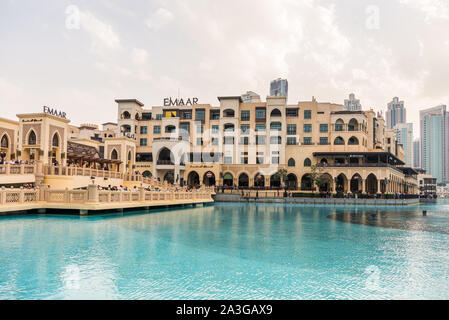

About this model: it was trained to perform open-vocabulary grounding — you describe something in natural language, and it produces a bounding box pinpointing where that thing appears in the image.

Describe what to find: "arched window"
[52,133,59,147]
[335,119,344,131]
[288,158,296,167]
[1,135,8,148]
[348,136,359,145]
[28,130,37,145]
[304,158,312,167]
[128,151,132,161]
[223,109,235,117]
[238,173,249,188]
[348,118,359,131]
[334,137,345,145]
[158,148,174,165]
[142,170,152,178]
[320,158,328,165]
[122,111,131,119]
[270,109,282,117]
[111,149,118,160]
[223,173,234,187]
[165,125,176,133]
[135,113,140,120]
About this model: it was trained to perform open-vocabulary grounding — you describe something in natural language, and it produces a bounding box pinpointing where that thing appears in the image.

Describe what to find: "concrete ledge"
[0,199,214,216]
[214,194,420,206]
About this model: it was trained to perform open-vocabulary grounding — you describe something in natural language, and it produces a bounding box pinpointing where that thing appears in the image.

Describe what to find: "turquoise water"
[1,202,449,300]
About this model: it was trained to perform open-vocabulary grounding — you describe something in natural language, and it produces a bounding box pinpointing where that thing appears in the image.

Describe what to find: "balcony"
[331,124,366,132]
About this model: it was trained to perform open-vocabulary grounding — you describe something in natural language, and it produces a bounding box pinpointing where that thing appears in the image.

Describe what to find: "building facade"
[420,105,449,183]
[386,97,406,129]
[113,95,416,194]
[0,94,419,195]
[344,93,362,111]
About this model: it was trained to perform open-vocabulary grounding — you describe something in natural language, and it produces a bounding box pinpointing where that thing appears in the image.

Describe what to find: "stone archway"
[318,173,333,192]
[0,134,10,162]
[270,174,281,189]
[238,173,249,188]
[301,174,314,191]
[187,171,200,187]
[223,173,234,187]
[254,173,265,188]
[286,173,297,190]
[158,147,174,165]
[335,173,348,193]
[350,174,363,193]
[366,173,378,194]
[203,171,216,186]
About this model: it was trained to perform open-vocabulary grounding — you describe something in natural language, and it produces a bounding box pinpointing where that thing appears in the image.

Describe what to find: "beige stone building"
[115,96,418,194]
[0,95,419,194]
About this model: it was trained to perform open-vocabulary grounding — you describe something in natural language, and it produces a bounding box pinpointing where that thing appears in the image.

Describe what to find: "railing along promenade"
[0,164,36,175]
[0,186,212,206]
[1,163,148,183]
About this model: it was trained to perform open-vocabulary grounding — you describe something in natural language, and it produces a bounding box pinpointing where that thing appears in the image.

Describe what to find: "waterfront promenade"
[0,186,213,216]
[0,162,214,216]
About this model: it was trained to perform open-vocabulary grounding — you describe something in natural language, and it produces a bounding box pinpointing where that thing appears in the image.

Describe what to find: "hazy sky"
[1,0,449,132]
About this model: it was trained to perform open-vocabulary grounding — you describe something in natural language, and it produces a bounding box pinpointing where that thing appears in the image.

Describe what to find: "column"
[86,184,99,204]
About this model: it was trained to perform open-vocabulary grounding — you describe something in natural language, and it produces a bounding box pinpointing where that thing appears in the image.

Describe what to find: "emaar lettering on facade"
[43,106,67,119]
[163,97,199,107]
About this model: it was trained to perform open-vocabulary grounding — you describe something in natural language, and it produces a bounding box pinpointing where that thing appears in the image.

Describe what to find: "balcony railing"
[331,124,366,132]
[0,164,36,175]
[317,162,404,173]
[156,160,174,165]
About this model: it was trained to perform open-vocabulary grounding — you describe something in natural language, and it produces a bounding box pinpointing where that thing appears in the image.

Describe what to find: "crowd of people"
[0,159,35,165]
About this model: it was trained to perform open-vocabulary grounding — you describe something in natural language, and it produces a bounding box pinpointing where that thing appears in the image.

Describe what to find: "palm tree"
[274,169,288,189]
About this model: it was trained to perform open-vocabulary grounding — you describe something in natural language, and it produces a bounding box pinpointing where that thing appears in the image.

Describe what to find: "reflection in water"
[328,210,449,234]
[1,203,449,299]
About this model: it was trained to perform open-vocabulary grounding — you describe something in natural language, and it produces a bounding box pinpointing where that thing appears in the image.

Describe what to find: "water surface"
[1,202,449,299]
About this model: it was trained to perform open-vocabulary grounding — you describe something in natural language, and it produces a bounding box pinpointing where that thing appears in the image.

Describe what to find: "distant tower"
[420,105,448,183]
[344,93,362,111]
[386,97,406,129]
[241,91,261,103]
[413,139,421,169]
[270,78,288,98]
[393,123,414,167]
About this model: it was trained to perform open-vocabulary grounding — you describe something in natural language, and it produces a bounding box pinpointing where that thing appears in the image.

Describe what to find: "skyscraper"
[386,97,406,129]
[413,139,421,169]
[393,123,413,167]
[270,78,288,98]
[420,105,449,183]
[241,91,261,103]
[344,93,362,111]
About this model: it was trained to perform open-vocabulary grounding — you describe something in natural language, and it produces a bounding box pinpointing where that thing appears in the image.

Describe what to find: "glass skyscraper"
[270,78,288,98]
[386,97,406,129]
[420,105,449,183]
[413,139,421,169]
[394,123,413,168]
[344,93,362,111]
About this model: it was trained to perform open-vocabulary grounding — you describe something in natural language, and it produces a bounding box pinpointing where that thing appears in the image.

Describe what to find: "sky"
[1,0,449,134]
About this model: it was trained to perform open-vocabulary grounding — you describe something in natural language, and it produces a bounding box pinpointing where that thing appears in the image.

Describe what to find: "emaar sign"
[163,97,199,107]
[43,106,67,119]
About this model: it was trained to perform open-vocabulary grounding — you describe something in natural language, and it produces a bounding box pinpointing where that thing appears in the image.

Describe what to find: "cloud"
[399,0,449,21]
[145,8,174,31]
[80,10,121,50]
[2,0,449,130]
[131,48,149,64]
